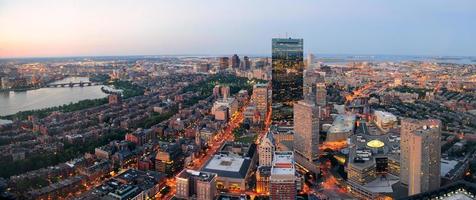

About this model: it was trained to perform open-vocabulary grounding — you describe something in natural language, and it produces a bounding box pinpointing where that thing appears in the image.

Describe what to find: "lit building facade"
[293,100,319,162]
[315,82,326,107]
[271,38,304,122]
[252,83,269,121]
[303,69,326,107]
[346,120,401,199]
[373,110,397,131]
[407,124,441,195]
[269,151,296,200]
[256,166,271,194]
[176,170,217,200]
[306,53,315,69]
[259,131,275,166]
[400,118,441,187]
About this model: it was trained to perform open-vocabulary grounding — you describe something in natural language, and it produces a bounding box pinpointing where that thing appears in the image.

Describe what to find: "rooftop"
[328,114,356,134]
[374,110,397,122]
[219,141,256,158]
[362,173,399,194]
[348,122,400,169]
[177,169,216,182]
[367,139,385,148]
[399,181,476,200]
[202,154,251,179]
[271,151,295,175]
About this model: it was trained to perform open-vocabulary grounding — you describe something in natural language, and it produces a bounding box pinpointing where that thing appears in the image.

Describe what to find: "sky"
[0,0,475,58]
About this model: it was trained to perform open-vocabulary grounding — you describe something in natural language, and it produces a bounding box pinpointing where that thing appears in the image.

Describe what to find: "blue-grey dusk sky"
[0,0,475,57]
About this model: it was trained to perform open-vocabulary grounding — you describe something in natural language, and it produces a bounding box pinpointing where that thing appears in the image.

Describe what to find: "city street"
[164,102,247,199]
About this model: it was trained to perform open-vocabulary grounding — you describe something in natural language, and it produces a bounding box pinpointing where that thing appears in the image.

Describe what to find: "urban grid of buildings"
[0,37,476,200]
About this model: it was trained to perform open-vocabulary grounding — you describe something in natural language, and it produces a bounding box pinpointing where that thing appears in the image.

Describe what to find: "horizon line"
[1,53,474,60]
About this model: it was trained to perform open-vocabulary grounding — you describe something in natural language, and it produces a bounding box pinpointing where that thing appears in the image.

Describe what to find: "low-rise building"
[373,110,397,131]
[327,114,356,142]
[77,169,166,200]
[256,166,271,194]
[176,169,217,200]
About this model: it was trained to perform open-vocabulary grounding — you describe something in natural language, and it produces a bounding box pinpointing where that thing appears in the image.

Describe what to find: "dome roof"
[367,139,385,148]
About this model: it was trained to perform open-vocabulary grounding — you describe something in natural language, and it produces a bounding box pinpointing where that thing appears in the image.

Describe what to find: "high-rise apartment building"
[292,69,322,174]
[231,54,240,68]
[407,124,441,195]
[252,83,269,120]
[306,53,315,69]
[302,69,325,105]
[315,82,326,107]
[259,131,275,166]
[243,56,251,70]
[270,151,296,200]
[271,38,304,122]
[400,119,441,187]
[293,100,319,162]
[219,57,230,70]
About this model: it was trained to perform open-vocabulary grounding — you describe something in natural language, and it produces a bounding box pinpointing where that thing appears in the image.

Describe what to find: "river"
[0,77,108,117]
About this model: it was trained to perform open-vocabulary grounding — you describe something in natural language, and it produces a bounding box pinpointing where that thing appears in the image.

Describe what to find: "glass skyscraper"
[271,38,304,122]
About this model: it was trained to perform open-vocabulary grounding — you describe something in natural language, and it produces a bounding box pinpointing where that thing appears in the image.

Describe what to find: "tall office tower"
[231,54,240,69]
[291,70,322,175]
[219,57,230,70]
[243,56,251,70]
[400,119,441,193]
[306,53,315,69]
[252,83,269,120]
[270,151,296,200]
[315,82,326,107]
[302,70,316,103]
[259,131,275,166]
[221,86,230,99]
[302,69,325,104]
[293,101,320,162]
[407,124,441,195]
[271,38,304,122]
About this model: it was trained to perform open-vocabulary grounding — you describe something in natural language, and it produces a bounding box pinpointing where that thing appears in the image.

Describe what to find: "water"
[0,119,12,125]
[0,77,108,116]
[315,54,476,65]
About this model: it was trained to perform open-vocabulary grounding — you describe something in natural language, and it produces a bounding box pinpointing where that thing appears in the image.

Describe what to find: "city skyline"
[1,1,476,199]
[1,0,476,58]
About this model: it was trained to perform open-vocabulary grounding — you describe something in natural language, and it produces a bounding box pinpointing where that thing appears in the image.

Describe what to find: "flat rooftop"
[348,122,400,170]
[205,155,244,172]
[362,173,399,193]
[202,154,251,179]
[218,141,256,158]
[399,181,476,200]
[274,151,294,164]
[328,114,356,134]
[177,169,216,182]
[271,151,295,175]
[374,110,397,122]
[272,167,295,175]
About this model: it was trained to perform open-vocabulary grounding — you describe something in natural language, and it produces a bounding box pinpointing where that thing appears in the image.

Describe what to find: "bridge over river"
[45,81,100,88]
